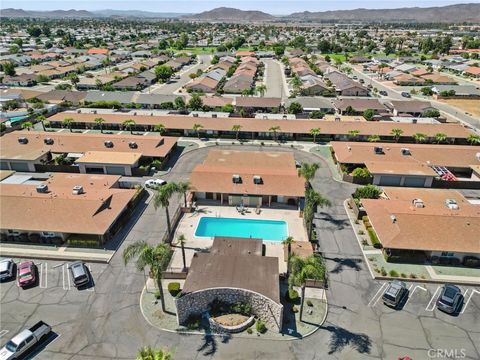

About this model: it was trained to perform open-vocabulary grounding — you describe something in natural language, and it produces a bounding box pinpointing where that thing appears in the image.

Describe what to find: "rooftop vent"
[232,174,242,184]
[44,138,54,145]
[390,214,397,223]
[347,146,352,151]
[445,199,459,210]
[72,185,84,195]
[401,148,411,156]
[374,146,384,155]
[193,113,198,117]
[253,175,263,184]
[92,110,97,114]
[36,184,48,193]
[263,115,268,119]
[282,115,287,119]
[212,114,217,118]
[412,198,424,208]
[128,141,137,149]
[18,137,28,144]
[412,118,417,124]
[77,109,81,113]
[104,140,114,148]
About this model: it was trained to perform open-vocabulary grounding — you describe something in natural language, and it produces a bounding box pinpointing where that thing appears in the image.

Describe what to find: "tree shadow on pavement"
[325,257,363,274]
[323,325,371,355]
[316,212,350,230]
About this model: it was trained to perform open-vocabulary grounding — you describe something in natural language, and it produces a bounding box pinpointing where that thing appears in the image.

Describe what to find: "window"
[441,252,454,257]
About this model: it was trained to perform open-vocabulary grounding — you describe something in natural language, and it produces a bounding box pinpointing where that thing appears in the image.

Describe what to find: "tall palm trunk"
[183,193,187,208]
[300,284,306,321]
[165,206,172,238]
[181,242,186,271]
[41,121,46,132]
[156,275,166,312]
[286,245,291,277]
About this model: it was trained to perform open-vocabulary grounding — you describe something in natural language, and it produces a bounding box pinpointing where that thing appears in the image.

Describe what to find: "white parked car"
[145,179,167,188]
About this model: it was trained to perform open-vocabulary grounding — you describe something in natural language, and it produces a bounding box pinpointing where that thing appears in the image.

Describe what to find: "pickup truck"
[0,321,51,360]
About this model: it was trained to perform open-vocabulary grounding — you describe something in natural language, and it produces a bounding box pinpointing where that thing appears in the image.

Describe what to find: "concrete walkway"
[0,243,115,263]
[426,265,480,285]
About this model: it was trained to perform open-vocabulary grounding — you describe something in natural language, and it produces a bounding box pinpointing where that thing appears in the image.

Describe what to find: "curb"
[139,286,327,341]
[0,249,114,264]
[343,200,480,286]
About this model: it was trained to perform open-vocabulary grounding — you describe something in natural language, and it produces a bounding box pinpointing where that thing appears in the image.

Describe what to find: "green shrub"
[154,290,161,299]
[285,288,299,303]
[389,270,399,277]
[352,167,371,178]
[368,228,382,249]
[292,305,299,313]
[354,185,381,200]
[168,282,181,296]
[306,300,313,307]
[256,319,267,334]
[401,273,407,278]
[246,327,253,334]
[409,273,417,279]
[231,302,252,316]
[380,267,387,276]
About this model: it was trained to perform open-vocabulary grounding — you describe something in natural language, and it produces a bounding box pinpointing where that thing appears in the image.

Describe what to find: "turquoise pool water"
[195,217,288,241]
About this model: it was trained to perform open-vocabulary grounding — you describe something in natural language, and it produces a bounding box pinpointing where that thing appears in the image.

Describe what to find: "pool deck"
[170,205,308,274]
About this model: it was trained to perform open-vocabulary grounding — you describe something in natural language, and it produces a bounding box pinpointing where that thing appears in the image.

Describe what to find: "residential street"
[1,145,479,360]
[263,59,287,100]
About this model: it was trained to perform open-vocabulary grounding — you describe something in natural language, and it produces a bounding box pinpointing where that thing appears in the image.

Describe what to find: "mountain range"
[1,3,480,23]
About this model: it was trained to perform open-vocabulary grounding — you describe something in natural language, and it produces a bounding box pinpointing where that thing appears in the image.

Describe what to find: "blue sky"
[1,0,477,15]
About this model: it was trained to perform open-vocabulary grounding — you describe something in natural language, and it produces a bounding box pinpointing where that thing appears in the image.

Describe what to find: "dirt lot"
[439,99,480,118]
[213,314,249,326]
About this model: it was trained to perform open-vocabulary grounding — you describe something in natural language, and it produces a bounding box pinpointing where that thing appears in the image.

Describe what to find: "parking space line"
[0,330,9,338]
[460,289,479,314]
[368,283,388,307]
[62,264,71,291]
[426,286,442,311]
[404,285,427,306]
[39,263,48,288]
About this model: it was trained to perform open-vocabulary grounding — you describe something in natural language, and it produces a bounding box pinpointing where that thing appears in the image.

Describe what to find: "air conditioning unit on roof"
[44,138,54,145]
[104,140,114,148]
[72,185,84,195]
[18,137,28,144]
[232,174,242,184]
[401,148,411,156]
[129,141,137,149]
[374,146,383,154]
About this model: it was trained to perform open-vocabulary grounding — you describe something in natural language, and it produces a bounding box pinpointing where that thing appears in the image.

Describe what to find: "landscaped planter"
[208,315,255,334]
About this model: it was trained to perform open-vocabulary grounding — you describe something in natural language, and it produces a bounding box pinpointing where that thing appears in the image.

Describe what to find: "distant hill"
[286,3,480,23]
[0,8,95,18]
[185,7,276,22]
[93,9,188,18]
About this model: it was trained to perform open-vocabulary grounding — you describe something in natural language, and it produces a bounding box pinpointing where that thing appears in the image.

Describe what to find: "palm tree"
[62,117,74,132]
[136,346,172,360]
[290,75,302,91]
[297,162,320,188]
[255,84,267,97]
[269,126,281,141]
[176,181,190,208]
[390,128,404,142]
[413,132,427,143]
[347,129,360,140]
[21,121,33,131]
[435,132,447,144]
[310,128,321,143]
[123,241,172,313]
[122,119,136,135]
[153,183,178,238]
[192,123,203,138]
[304,188,331,241]
[241,89,251,97]
[289,254,327,321]
[282,236,295,277]
[94,117,105,133]
[36,115,48,131]
[154,123,166,135]
[467,134,480,145]
[232,124,242,140]
[177,234,187,271]
[367,135,380,142]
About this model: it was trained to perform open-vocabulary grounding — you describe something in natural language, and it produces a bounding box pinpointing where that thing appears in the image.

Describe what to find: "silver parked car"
[68,261,90,288]
[382,280,408,308]
[436,284,462,314]
[0,259,15,281]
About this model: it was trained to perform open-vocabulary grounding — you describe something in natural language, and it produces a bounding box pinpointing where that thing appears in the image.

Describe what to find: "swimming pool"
[195,217,288,242]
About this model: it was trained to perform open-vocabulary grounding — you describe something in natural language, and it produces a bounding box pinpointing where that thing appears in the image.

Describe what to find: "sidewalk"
[0,243,115,263]
[426,266,480,285]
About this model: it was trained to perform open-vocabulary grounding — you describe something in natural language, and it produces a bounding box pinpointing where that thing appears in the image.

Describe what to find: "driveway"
[263,59,288,100]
